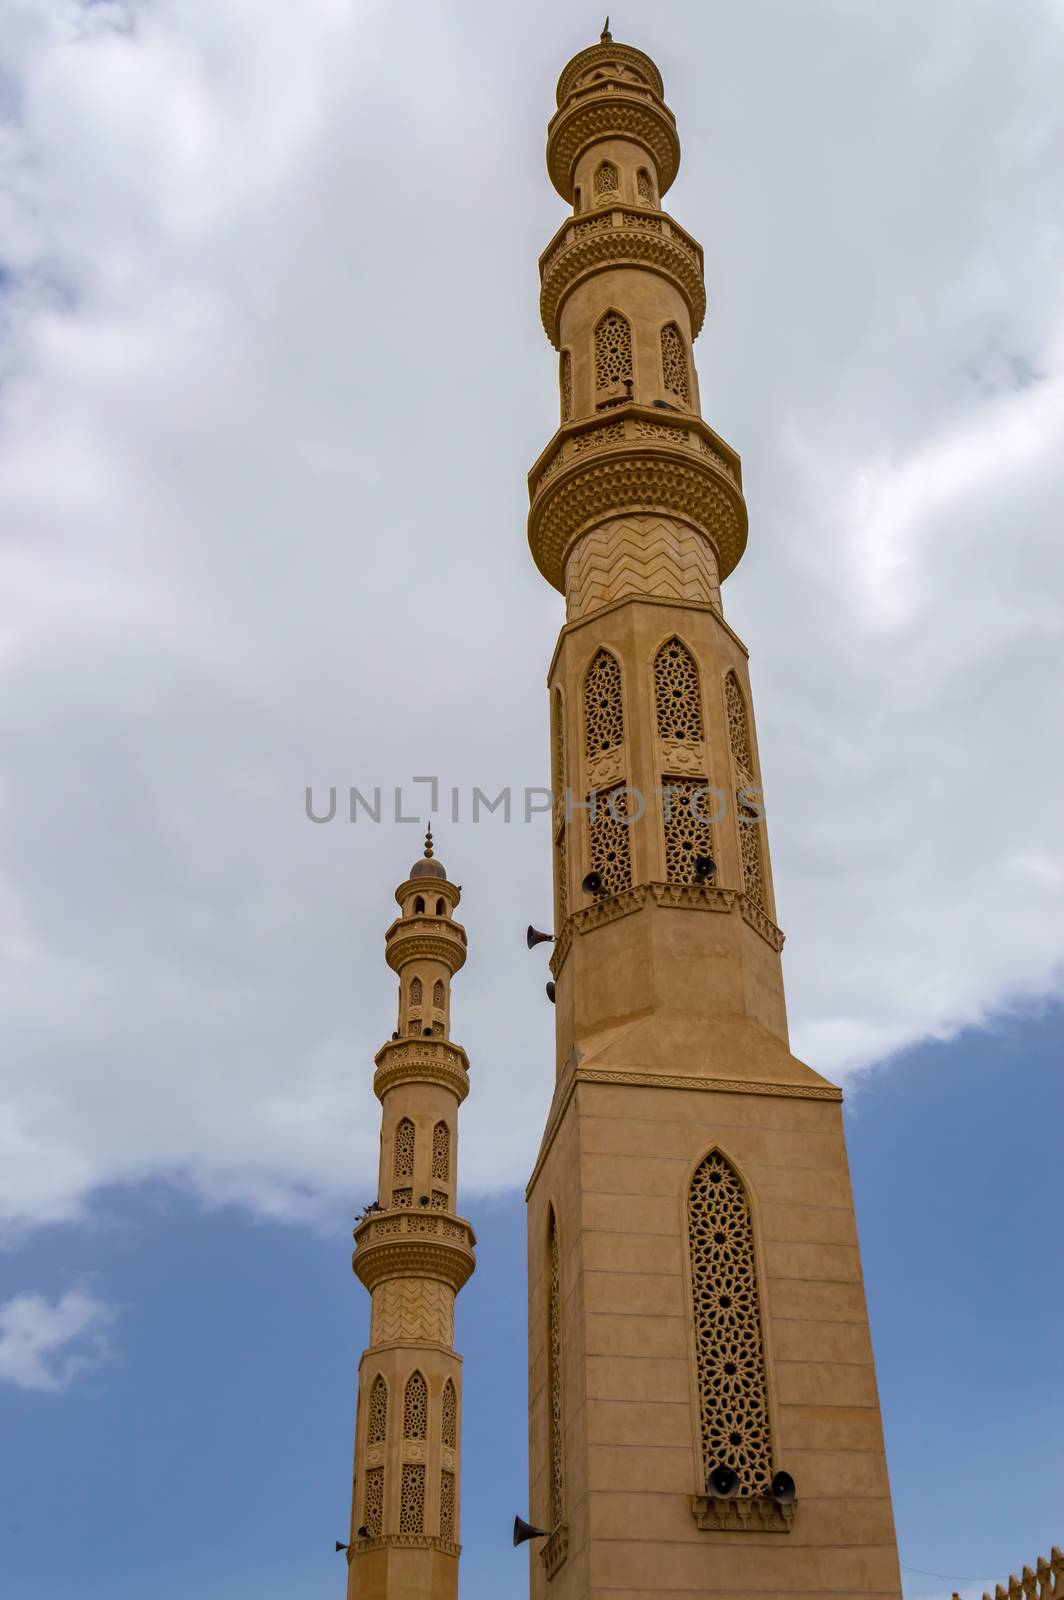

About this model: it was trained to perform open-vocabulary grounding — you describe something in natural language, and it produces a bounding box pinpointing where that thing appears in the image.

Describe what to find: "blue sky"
[2,1,1063,1597]
[2,1006,1061,1600]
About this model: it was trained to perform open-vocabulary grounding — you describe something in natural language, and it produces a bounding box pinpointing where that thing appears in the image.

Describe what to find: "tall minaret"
[345,833,475,1600]
[524,28,903,1600]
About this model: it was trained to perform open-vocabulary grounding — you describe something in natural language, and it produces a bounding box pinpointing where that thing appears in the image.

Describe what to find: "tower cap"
[409,827,448,881]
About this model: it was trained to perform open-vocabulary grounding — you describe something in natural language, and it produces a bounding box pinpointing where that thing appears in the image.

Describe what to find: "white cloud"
[0,1283,115,1391]
[0,0,1062,1230]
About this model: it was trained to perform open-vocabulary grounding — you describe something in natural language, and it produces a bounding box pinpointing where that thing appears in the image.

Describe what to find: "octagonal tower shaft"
[345,835,475,1600]
[524,30,903,1600]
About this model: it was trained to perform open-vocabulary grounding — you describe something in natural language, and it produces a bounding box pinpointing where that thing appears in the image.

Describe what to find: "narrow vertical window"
[724,671,765,910]
[393,1117,415,1179]
[661,778,714,886]
[439,1470,455,1539]
[432,978,445,1009]
[588,786,633,894]
[368,1374,388,1445]
[393,1120,416,1184]
[654,637,703,742]
[661,322,690,404]
[636,167,654,203]
[560,349,573,422]
[410,975,423,1007]
[594,158,618,197]
[363,1466,384,1536]
[583,649,624,760]
[594,309,633,396]
[403,1370,428,1440]
[432,1120,450,1182]
[687,1151,773,1494]
[553,691,568,925]
[441,1379,457,1448]
[547,1208,565,1528]
[399,1463,426,1533]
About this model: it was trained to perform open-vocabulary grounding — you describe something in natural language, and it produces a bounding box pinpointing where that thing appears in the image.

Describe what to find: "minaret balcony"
[372,1036,470,1104]
[384,914,467,976]
[528,404,748,593]
[547,87,680,201]
[352,1210,476,1295]
[539,208,705,347]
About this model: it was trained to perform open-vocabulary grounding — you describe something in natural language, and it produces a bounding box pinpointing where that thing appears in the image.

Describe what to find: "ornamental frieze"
[539,212,706,345]
[546,92,680,200]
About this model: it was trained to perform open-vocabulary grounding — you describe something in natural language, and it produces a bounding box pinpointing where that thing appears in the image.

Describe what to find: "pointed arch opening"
[431,1120,450,1183]
[560,349,573,422]
[583,648,624,760]
[636,167,655,204]
[403,1369,428,1440]
[594,158,618,199]
[687,1149,773,1495]
[724,670,765,910]
[393,1117,415,1179]
[441,1378,457,1449]
[367,1373,388,1445]
[661,321,690,405]
[654,636,704,743]
[593,308,633,396]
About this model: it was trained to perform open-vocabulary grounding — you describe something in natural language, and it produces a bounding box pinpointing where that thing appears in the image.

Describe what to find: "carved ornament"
[540,214,705,345]
[547,92,680,200]
[690,1494,795,1533]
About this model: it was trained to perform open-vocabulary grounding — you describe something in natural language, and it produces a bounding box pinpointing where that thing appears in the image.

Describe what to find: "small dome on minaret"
[409,826,447,881]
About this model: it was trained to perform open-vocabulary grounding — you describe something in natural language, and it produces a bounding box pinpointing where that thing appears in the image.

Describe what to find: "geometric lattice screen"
[687,1150,773,1495]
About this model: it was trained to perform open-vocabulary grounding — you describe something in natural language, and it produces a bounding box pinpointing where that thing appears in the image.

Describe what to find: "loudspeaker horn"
[545,981,556,1004]
[770,1470,796,1505]
[708,1464,740,1499]
[335,1541,348,1553]
[582,870,603,895]
[513,1515,549,1547]
[526,924,554,949]
[693,855,716,881]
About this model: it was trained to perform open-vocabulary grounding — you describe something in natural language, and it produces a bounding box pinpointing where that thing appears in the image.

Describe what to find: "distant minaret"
[524,30,904,1600]
[345,833,475,1600]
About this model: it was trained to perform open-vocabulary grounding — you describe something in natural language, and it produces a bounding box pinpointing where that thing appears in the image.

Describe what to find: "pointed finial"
[424,827,434,859]
[601,16,612,42]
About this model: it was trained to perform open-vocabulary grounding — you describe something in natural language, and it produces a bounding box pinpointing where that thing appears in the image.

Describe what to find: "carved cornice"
[556,43,665,106]
[529,442,747,594]
[373,1039,470,1104]
[540,212,705,346]
[352,1230,476,1295]
[739,896,786,953]
[347,1535,461,1562]
[690,1494,795,1533]
[547,92,680,200]
[384,921,467,976]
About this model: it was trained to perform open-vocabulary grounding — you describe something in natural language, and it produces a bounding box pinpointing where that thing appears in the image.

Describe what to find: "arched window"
[661,322,690,405]
[560,349,573,422]
[688,1150,773,1495]
[432,978,445,1009]
[594,159,618,198]
[441,1379,457,1448]
[547,1207,565,1528]
[414,895,425,914]
[654,637,703,743]
[724,671,765,909]
[573,185,582,213]
[594,309,633,395]
[367,1373,388,1444]
[636,167,654,204]
[583,649,624,760]
[393,1117,415,1179]
[410,976,423,1007]
[432,1120,450,1182]
[435,897,446,916]
[403,1370,428,1439]
[553,691,568,925]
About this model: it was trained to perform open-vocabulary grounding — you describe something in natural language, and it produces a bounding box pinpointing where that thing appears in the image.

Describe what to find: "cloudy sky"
[0,0,1062,1595]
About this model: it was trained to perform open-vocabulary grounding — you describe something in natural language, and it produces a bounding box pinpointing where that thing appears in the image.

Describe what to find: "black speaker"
[770,1470,796,1505]
[356,1526,370,1539]
[513,1514,549,1547]
[693,855,716,881]
[335,1541,348,1553]
[582,870,603,895]
[526,924,554,949]
[708,1464,740,1499]
[545,981,556,1004]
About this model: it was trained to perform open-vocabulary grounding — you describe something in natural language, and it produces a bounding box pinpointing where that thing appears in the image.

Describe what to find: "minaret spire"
[343,840,474,1600]
[523,29,904,1600]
